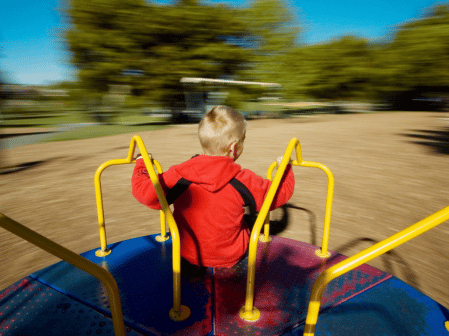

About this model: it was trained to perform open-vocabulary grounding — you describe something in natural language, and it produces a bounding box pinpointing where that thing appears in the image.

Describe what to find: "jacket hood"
[174,155,241,192]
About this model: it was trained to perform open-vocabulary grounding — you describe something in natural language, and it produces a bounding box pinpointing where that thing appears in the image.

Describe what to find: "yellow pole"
[130,136,190,321]
[95,160,128,256]
[240,138,335,321]
[153,159,169,242]
[94,158,135,257]
[289,141,334,258]
[239,138,299,321]
[93,166,107,253]
[93,135,190,321]
[299,161,334,258]
[0,213,126,336]
[259,151,334,254]
[94,146,167,253]
[303,206,449,336]
[260,162,277,243]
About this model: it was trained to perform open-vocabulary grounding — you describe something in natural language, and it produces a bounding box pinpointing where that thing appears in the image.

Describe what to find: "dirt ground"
[1,111,448,309]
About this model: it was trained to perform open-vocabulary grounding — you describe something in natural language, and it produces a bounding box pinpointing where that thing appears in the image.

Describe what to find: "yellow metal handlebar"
[291,140,334,258]
[260,147,334,256]
[94,143,164,256]
[94,135,190,321]
[303,205,449,336]
[240,138,335,321]
[0,212,126,336]
[259,162,278,243]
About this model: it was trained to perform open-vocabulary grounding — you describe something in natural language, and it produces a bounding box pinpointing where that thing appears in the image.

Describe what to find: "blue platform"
[0,234,448,335]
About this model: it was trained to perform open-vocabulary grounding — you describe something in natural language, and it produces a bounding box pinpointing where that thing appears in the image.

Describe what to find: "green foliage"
[238,0,300,86]
[376,4,449,97]
[63,0,449,110]
[282,36,374,100]
[279,3,449,103]
[65,0,251,113]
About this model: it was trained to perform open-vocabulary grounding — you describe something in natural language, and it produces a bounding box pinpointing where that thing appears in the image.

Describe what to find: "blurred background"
[1,0,449,311]
[1,0,449,133]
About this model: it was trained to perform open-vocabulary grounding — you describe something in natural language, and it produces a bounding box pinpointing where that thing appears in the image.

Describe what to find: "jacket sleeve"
[132,159,174,210]
[240,164,295,212]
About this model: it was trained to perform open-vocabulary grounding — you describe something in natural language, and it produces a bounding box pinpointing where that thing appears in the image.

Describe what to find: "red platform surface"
[213,236,391,335]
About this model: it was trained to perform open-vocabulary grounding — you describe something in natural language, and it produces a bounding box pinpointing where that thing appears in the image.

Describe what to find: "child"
[132,105,294,268]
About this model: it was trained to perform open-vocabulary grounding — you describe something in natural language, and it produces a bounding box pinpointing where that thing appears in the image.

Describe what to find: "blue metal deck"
[0,234,447,335]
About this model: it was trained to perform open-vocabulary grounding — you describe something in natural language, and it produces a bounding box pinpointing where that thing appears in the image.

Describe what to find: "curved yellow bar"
[94,158,131,256]
[300,161,334,258]
[240,138,335,321]
[259,162,278,242]
[132,137,189,320]
[94,135,189,321]
[152,159,169,242]
[240,139,300,320]
[0,213,126,336]
[94,145,164,253]
[290,140,334,258]
[303,206,449,336]
[259,144,334,253]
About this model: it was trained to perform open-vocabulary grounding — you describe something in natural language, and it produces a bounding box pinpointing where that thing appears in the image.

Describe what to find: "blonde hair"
[198,105,247,155]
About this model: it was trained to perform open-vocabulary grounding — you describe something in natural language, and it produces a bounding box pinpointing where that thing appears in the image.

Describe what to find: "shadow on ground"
[334,237,419,289]
[0,131,53,139]
[402,127,449,154]
[268,204,421,292]
[245,204,292,236]
[252,203,317,240]
[0,161,47,175]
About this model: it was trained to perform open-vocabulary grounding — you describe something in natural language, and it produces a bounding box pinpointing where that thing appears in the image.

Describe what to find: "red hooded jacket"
[132,155,294,268]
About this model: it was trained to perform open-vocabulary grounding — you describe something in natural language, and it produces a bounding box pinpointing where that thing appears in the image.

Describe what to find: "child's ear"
[228,142,241,161]
[228,142,237,157]
[224,142,234,158]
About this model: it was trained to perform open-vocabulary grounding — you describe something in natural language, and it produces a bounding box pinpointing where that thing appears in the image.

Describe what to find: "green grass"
[240,101,283,112]
[2,110,169,127]
[46,123,170,142]
[114,113,170,124]
[1,112,90,127]
[2,111,172,142]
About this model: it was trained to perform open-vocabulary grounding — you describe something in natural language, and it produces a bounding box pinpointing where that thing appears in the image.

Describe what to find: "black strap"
[229,178,257,213]
[166,178,192,205]
[165,155,197,205]
[229,178,258,229]
[165,177,256,211]
[165,177,257,228]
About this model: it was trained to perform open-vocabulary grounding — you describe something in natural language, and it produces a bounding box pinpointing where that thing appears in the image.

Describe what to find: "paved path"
[0,123,96,148]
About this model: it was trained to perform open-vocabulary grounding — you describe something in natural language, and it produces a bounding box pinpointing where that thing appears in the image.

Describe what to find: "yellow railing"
[0,212,126,336]
[94,135,190,321]
[259,162,277,243]
[94,142,166,257]
[239,138,335,321]
[303,205,449,336]
[259,149,334,253]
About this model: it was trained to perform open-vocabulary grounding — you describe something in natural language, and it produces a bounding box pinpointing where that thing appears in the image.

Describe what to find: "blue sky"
[1,0,447,85]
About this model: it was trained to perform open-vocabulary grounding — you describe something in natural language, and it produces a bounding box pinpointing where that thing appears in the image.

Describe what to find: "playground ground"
[1,111,448,309]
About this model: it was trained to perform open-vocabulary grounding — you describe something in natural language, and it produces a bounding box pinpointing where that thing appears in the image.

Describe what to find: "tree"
[64,0,252,119]
[375,4,449,108]
[283,36,375,100]
[238,0,300,87]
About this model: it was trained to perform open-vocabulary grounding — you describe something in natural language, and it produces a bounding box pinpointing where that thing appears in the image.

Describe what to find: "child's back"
[132,106,294,268]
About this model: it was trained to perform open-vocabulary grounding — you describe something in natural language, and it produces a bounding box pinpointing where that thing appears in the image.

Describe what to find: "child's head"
[198,105,247,160]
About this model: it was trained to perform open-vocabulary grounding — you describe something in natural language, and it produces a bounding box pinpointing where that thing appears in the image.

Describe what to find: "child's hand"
[277,156,291,166]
